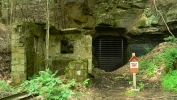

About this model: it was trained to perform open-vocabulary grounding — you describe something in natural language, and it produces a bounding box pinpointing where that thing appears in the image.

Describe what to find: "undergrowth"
[19,69,76,100]
[0,80,16,98]
[162,70,177,92]
[139,36,177,92]
[140,36,177,76]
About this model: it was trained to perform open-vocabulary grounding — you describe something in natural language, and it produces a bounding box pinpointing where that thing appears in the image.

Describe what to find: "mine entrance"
[93,36,127,72]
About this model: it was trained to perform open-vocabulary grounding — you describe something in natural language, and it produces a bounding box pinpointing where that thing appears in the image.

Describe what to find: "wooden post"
[132,53,136,89]
[133,73,136,89]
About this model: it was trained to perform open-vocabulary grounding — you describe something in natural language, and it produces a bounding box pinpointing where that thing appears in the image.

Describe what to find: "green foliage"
[163,48,177,71]
[0,80,14,91]
[164,36,177,42]
[83,78,90,87]
[140,47,177,76]
[19,69,75,100]
[139,58,159,76]
[128,81,145,90]
[162,70,177,92]
[139,82,145,90]
[146,63,157,76]
[0,80,16,97]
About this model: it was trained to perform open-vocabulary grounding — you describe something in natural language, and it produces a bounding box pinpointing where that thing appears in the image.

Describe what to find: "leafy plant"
[0,80,16,97]
[164,36,177,42]
[163,48,177,71]
[162,70,177,92]
[139,82,145,90]
[146,63,157,76]
[139,47,177,76]
[83,78,90,87]
[139,58,158,76]
[19,69,76,100]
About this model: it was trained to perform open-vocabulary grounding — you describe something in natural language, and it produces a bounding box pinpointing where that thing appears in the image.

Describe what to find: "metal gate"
[93,36,127,72]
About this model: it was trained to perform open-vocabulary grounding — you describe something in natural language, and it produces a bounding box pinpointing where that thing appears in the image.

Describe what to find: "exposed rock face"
[92,0,177,36]
[64,0,95,29]
[34,0,175,38]
[2,0,176,36]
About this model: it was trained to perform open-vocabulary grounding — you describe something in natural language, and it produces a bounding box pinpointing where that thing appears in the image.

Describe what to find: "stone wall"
[11,22,45,85]
[11,22,92,84]
[66,60,88,82]
[49,29,92,81]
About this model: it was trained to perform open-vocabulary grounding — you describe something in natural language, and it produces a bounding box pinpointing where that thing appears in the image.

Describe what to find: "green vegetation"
[164,36,177,42]
[140,39,177,76]
[83,78,90,87]
[140,36,177,92]
[139,82,145,90]
[0,80,16,97]
[163,48,177,71]
[19,69,76,100]
[162,70,177,92]
[140,56,163,76]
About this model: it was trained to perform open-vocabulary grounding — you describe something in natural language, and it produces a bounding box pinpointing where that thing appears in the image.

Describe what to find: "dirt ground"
[71,42,177,100]
[71,68,177,100]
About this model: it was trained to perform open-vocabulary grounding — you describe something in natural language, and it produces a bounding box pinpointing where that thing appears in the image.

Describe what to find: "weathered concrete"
[66,60,88,82]
[11,22,92,84]
[49,29,92,80]
[11,22,45,85]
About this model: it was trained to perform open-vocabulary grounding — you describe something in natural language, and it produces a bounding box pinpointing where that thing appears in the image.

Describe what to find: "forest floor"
[70,68,177,100]
[70,42,177,100]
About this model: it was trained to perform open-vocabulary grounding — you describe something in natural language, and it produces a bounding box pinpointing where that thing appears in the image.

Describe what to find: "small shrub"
[146,63,157,76]
[19,69,76,100]
[139,58,158,76]
[164,36,177,42]
[0,80,16,97]
[139,82,145,90]
[83,78,90,87]
[140,47,177,76]
[162,70,177,92]
[163,48,177,71]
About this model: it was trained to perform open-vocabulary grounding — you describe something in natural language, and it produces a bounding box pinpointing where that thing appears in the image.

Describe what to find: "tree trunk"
[45,0,50,69]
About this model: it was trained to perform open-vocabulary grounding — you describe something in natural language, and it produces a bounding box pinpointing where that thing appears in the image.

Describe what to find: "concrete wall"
[11,22,45,85]
[11,23,92,84]
[49,31,92,81]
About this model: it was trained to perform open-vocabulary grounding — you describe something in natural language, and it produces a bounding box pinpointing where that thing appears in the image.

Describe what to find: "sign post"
[129,53,139,91]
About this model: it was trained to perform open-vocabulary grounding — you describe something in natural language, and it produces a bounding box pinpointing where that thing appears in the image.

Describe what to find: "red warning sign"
[129,55,139,73]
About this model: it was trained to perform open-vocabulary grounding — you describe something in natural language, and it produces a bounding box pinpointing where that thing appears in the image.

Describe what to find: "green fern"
[162,70,177,92]
[19,69,75,100]
[163,48,177,71]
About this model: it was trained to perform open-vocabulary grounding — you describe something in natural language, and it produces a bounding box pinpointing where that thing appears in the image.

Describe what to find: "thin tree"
[45,0,50,69]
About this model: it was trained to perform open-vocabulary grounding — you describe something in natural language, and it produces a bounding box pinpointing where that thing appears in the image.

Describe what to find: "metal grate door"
[93,36,127,72]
